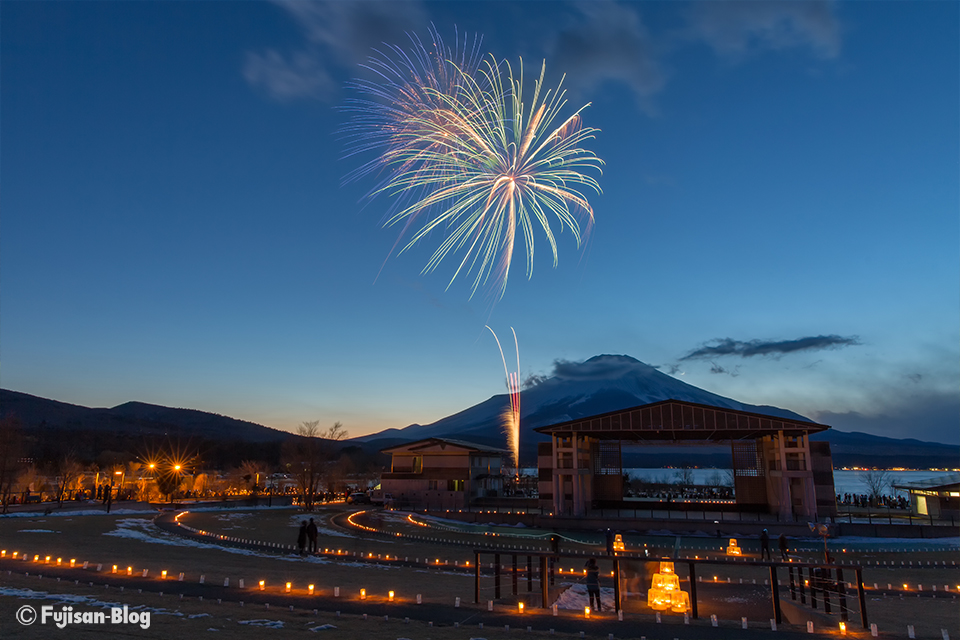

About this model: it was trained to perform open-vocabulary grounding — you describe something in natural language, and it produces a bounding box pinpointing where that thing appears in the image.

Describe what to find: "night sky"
[3,1,957,444]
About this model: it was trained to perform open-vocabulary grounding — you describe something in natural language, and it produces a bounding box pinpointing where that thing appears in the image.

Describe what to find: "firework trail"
[344,31,603,299]
[487,325,520,473]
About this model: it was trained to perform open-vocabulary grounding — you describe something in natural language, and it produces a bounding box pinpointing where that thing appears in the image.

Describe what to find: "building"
[535,399,837,520]
[893,474,960,520]
[379,438,507,510]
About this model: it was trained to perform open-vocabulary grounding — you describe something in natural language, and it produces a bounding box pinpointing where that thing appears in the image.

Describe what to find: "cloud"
[243,50,335,102]
[709,362,740,377]
[546,1,665,110]
[685,0,841,60]
[680,335,860,361]
[277,0,429,66]
[523,354,657,388]
[244,0,429,102]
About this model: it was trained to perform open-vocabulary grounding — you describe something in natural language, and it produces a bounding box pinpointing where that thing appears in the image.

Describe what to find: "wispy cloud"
[545,1,665,112]
[244,50,335,102]
[681,335,861,361]
[684,0,841,60]
[244,0,428,102]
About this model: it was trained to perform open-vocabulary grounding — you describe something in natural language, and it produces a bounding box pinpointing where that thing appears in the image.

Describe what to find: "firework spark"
[345,33,603,298]
[487,325,520,473]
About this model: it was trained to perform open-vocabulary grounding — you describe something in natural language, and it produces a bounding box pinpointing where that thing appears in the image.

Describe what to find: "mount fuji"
[354,355,814,457]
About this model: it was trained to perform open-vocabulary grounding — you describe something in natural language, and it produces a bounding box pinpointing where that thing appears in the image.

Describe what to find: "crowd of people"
[836,493,908,509]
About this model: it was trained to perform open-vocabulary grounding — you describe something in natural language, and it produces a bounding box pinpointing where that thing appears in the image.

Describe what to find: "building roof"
[533,399,830,441]
[892,473,960,492]
[380,437,508,455]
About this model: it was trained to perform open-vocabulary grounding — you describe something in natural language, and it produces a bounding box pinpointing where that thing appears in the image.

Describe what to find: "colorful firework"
[344,34,603,298]
[487,325,520,473]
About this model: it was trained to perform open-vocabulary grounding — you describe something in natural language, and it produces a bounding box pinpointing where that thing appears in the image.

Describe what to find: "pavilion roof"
[533,399,829,442]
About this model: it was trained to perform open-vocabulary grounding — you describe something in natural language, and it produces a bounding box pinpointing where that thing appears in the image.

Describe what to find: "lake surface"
[624,468,953,496]
[518,467,954,496]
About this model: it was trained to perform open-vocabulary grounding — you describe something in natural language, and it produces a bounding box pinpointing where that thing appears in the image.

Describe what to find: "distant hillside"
[1,389,289,442]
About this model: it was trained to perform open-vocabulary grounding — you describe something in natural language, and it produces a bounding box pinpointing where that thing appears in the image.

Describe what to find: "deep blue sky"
[3,1,957,444]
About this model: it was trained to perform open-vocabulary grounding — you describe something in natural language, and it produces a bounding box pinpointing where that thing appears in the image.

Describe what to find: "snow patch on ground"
[552,583,616,610]
[238,619,284,628]
[17,529,61,533]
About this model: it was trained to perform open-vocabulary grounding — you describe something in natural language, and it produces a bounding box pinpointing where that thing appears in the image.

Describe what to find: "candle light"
[161,570,167,579]
[389,591,395,601]
[127,567,132,576]
[518,602,524,613]
[259,580,265,591]
[285,582,291,593]
[308,584,315,595]
[360,588,366,600]
[70,559,76,567]
[584,606,591,618]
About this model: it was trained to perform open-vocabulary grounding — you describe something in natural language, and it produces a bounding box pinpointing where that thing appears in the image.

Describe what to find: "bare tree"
[862,469,893,502]
[52,456,85,507]
[673,466,695,487]
[284,421,347,511]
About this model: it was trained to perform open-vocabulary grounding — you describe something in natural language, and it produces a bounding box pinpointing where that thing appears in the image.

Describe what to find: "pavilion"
[534,399,837,520]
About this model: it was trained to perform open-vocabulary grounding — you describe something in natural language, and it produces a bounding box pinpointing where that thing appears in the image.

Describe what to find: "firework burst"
[344,34,603,298]
[487,325,520,473]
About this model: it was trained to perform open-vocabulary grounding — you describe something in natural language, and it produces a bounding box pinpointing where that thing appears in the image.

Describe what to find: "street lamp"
[114,470,124,501]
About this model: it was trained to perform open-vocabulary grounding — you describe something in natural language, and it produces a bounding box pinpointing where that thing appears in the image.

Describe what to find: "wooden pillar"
[474,551,480,604]
[540,556,549,608]
[688,562,699,619]
[613,558,621,613]
[512,554,518,596]
[798,566,806,604]
[495,553,501,599]
[808,567,818,610]
[769,565,781,624]
[836,568,848,622]
[527,555,533,592]
[788,565,796,600]
[856,568,869,629]
[822,567,832,614]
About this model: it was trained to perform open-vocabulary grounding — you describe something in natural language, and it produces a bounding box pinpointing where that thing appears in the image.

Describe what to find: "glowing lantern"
[584,606,591,618]
[308,584,315,595]
[647,560,691,613]
[518,602,524,613]
[127,566,132,576]
[70,559,76,567]
[360,588,366,600]
[161,570,167,579]
[259,580,265,591]
[726,538,742,556]
[56,558,62,566]
[285,582,291,593]
[389,591,395,601]
[613,534,625,552]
